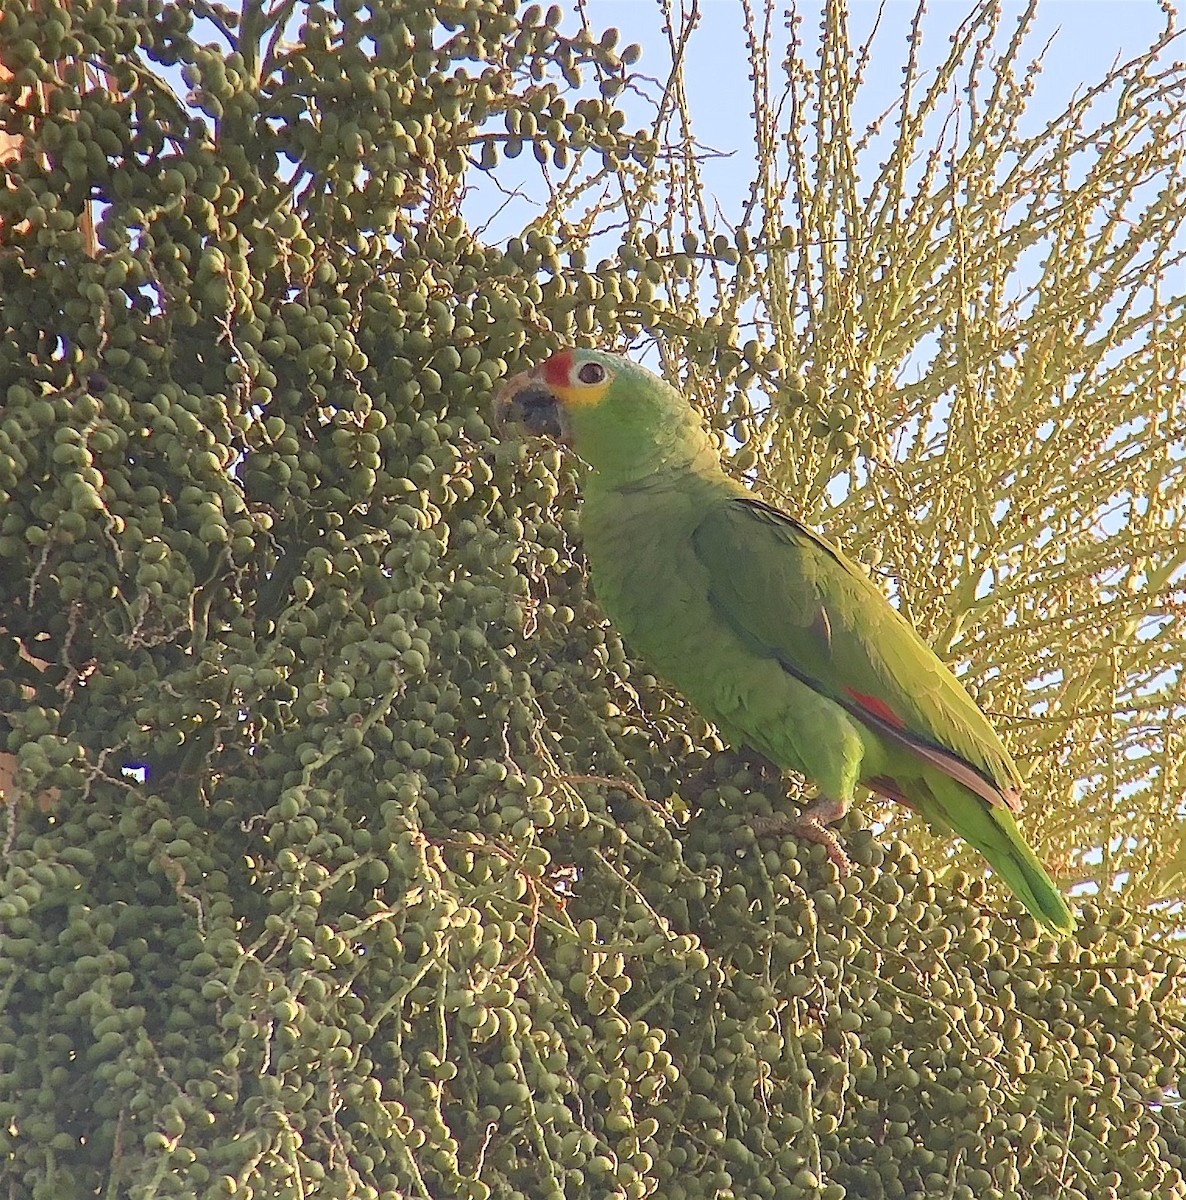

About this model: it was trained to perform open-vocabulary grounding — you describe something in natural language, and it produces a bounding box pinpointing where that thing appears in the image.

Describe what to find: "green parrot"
[496,347,1075,935]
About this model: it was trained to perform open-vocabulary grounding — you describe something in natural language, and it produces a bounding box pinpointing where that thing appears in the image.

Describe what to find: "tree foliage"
[0,1,1185,1198]
[641,0,1186,914]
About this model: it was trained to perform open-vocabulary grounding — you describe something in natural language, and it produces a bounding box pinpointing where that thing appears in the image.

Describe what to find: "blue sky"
[569,0,1178,229]
[471,0,1184,282]
[583,0,1175,119]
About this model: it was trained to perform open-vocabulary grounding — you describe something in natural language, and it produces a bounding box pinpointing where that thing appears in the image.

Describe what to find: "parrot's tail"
[921,779,1076,937]
[984,826,1076,937]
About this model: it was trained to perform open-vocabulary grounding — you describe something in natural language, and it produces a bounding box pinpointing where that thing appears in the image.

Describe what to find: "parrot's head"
[495,347,630,445]
[495,347,717,483]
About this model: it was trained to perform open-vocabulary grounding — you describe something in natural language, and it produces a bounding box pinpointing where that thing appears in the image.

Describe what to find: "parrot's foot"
[752,796,852,877]
[794,813,852,878]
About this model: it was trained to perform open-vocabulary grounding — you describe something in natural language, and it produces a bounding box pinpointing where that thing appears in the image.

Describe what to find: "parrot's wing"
[691,497,1022,810]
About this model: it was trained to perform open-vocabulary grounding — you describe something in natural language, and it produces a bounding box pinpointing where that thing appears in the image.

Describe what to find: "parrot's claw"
[749,812,797,839]
[751,796,852,877]
[792,814,852,878]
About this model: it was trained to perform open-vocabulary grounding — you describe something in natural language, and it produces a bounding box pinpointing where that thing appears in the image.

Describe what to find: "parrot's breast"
[579,470,889,788]
[580,473,781,747]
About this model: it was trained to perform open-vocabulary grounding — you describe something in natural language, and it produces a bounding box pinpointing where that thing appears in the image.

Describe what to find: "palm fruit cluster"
[1,2,1184,1198]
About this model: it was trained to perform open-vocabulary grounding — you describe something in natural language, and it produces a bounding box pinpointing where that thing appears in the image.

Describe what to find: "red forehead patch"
[543,350,574,389]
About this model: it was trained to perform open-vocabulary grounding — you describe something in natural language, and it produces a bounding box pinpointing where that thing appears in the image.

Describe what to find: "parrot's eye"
[577,362,607,385]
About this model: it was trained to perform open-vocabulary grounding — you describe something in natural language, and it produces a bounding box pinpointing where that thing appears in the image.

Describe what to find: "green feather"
[549,348,1075,935]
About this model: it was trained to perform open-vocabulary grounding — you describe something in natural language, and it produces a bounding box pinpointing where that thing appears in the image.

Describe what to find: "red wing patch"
[543,350,574,389]
[844,687,907,729]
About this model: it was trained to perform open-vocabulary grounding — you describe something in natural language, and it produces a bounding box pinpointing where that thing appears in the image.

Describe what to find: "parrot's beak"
[494,369,566,442]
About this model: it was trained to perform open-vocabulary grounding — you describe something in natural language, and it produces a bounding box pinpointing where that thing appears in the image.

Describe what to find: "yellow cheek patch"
[550,378,612,409]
